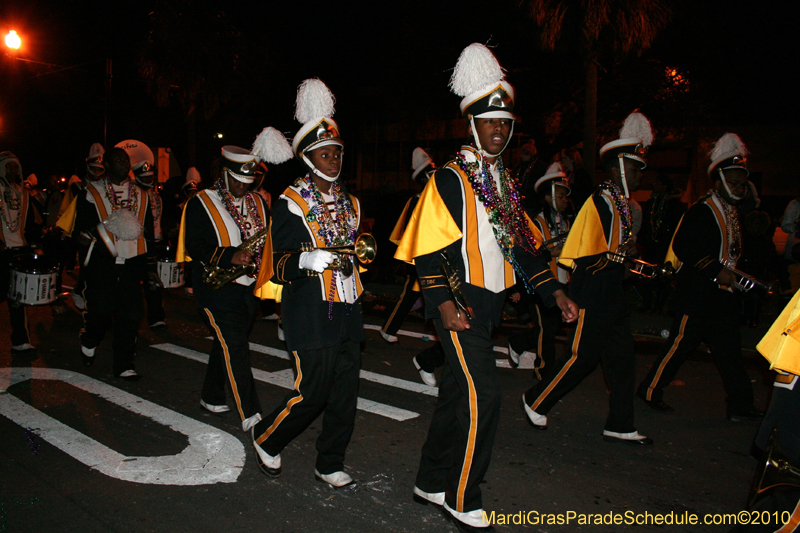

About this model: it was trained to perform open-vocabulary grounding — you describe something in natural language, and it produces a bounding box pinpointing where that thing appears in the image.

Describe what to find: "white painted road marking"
[0,367,245,485]
[151,343,420,422]
[362,324,539,369]
[247,342,439,397]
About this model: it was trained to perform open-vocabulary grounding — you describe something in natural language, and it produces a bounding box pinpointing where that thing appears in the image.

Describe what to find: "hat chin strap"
[469,116,514,159]
[302,153,341,182]
[135,177,154,189]
[718,168,744,201]
[618,156,630,199]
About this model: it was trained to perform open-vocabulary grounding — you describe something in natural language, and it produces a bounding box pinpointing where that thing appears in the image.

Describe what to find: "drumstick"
[84,238,96,267]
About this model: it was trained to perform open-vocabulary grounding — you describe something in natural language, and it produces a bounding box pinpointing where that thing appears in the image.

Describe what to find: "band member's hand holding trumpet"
[298,249,336,273]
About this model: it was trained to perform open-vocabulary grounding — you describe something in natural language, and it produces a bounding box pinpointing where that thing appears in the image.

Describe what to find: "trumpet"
[725,267,776,294]
[748,427,800,508]
[441,250,475,319]
[202,226,270,290]
[275,233,377,277]
[541,232,569,248]
[606,252,676,280]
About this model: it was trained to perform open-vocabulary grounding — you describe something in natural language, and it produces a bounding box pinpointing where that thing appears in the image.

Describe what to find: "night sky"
[1,0,797,184]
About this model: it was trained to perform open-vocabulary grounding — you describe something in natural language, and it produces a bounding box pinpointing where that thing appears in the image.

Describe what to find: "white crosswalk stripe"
[151,343,421,422]
[362,323,538,369]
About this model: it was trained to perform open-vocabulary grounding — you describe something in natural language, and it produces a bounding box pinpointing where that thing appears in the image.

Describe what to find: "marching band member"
[252,80,364,489]
[522,112,656,446]
[178,138,286,429]
[117,140,167,328]
[67,143,106,312]
[0,151,42,353]
[67,147,158,380]
[508,162,571,378]
[396,44,577,532]
[637,133,764,421]
[381,147,445,386]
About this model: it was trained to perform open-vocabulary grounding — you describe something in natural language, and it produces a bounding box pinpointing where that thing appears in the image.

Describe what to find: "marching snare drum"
[8,254,58,305]
[158,259,185,288]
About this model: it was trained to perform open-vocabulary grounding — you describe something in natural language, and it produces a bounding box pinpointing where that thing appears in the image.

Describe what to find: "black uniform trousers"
[638,289,755,412]
[1,247,31,346]
[200,282,261,423]
[254,335,361,475]
[80,258,145,376]
[524,303,637,434]
[509,292,564,379]
[382,271,420,336]
[382,269,447,374]
[143,280,165,325]
[415,317,501,515]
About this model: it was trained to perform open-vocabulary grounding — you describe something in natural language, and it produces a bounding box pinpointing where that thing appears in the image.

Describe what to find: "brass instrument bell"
[280,233,377,277]
[748,428,800,508]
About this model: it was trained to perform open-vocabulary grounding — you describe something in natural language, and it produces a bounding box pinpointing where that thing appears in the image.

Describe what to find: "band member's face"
[550,185,569,212]
[227,175,250,199]
[621,158,643,192]
[473,118,511,155]
[717,168,748,204]
[307,145,342,178]
[104,151,131,181]
[3,161,21,184]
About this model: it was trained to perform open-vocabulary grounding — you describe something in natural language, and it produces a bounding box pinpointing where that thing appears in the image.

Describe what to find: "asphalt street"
[0,280,778,533]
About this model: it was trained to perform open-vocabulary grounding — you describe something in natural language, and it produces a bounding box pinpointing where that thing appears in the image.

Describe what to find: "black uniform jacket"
[412,166,561,324]
[183,191,269,309]
[270,196,365,352]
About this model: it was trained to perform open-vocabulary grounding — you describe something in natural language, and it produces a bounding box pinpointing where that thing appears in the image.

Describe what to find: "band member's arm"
[514,247,561,306]
[672,203,724,281]
[571,193,618,275]
[71,189,101,243]
[413,169,464,313]
[415,241,461,313]
[781,200,800,235]
[142,194,158,273]
[24,191,45,245]
[270,198,308,283]
[183,196,239,270]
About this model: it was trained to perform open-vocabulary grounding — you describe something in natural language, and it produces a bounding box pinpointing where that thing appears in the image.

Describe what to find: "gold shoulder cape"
[389,197,415,245]
[394,173,462,263]
[757,290,800,375]
[558,197,608,270]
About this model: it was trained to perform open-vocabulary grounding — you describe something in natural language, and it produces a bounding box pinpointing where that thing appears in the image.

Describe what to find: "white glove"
[299,250,335,273]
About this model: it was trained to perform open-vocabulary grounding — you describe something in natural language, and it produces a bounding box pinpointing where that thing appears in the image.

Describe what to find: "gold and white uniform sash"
[85,180,148,260]
[194,189,268,287]
[282,183,363,304]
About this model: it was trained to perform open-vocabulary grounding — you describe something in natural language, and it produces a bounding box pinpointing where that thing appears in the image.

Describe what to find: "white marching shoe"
[413,356,437,387]
[521,394,547,430]
[200,399,230,413]
[314,469,355,488]
[380,330,398,343]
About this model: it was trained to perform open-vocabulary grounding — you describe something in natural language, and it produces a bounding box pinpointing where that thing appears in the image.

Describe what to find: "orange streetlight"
[5,30,21,50]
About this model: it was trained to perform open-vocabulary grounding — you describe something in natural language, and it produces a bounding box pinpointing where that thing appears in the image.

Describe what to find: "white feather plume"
[546,162,564,175]
[449,43,505,97]
[104,209,143,241]
[619,112,654,148]
[252,127,293,165]
[294,79,335,124]
[710,132,748,160]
